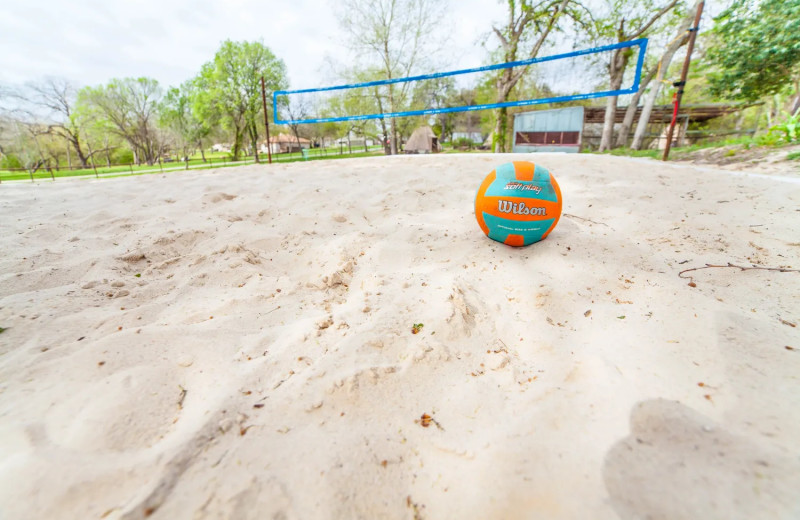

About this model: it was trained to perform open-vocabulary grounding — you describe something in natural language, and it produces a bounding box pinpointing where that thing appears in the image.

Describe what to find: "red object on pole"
[663,0,704,161]
[261,76,273,165]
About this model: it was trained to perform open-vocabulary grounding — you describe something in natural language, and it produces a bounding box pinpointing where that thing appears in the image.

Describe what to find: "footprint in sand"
[202,192,237,204]
[603,399,800,520]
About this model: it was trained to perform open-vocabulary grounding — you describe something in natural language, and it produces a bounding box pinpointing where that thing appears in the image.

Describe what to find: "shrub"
[762,112,799,145]
[0,154,23,170]
[112,149,135,165]
[452,137,474,150]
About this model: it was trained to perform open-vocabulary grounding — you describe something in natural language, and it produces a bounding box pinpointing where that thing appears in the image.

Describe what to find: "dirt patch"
[671,143,800,176]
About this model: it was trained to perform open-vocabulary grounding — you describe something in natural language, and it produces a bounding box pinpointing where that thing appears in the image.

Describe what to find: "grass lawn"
[1,146,386,183]
[0,156,254,182]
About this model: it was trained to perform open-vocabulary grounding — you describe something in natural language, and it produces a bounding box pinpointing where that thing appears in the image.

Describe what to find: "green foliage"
[452,137,474,149]
[113,148,134,165]
[160,82,210,155]
[193,40,287,160]
[78,78,164,165]
[765,112,798,143]
[603,147,660,158]
[0,153,23,169]
[786,151,800,161]
[706,0,800,102]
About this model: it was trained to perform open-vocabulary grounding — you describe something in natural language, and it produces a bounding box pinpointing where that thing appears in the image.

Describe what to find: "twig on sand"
[679,262,800,286]
[177,385,187,409]
[563,213,609,227]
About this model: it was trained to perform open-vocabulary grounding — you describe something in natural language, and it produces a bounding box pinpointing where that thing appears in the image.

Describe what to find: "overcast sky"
[0,0,507,91]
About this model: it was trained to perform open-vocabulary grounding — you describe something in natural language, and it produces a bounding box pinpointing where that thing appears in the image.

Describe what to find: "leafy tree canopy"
[706,0,800,101]
[192,40,287,160]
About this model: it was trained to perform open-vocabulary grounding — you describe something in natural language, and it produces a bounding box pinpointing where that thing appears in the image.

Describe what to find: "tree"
[283,95,312,153]
[337,0,447,155]
[615,64,657,147]
[410,76,456,142]
[79,77,164,165]
[19,78,91,168]
[193,40,287,161]
[160,82,210,167]
[490,0,578,152]
[595,0,683,151]
[706,0,800,115]
[631,1,698,150]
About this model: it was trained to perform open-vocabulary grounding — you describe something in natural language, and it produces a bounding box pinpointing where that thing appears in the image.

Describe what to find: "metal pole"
[261,76,273,164]
[663,0,704,161]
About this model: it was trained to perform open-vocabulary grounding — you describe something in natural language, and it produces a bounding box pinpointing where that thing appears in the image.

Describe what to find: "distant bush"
[0,154,23,170]
[760,112,798,145]
[113,149,135,165]
[452,137,475,150]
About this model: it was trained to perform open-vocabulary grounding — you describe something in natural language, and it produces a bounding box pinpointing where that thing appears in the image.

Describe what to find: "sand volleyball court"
[1,154,798,519]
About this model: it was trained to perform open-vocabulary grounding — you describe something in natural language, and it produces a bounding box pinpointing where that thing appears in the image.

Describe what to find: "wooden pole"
[663,0,704,161]
[86,141,99,178]
[261,76,273,164]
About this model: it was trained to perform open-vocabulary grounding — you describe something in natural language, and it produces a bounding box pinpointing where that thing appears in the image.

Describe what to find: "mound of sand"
[0,154,798,519]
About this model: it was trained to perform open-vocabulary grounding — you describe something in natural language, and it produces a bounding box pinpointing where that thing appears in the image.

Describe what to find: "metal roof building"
[512,107,584,153]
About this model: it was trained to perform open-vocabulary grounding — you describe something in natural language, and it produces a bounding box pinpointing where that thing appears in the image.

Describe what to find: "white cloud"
[0,0,506,90]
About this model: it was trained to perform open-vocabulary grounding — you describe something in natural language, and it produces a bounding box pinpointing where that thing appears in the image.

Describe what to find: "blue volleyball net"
[273,38,648,125]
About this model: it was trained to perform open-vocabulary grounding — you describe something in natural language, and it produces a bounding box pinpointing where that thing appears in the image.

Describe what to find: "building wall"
[512,107,584,154]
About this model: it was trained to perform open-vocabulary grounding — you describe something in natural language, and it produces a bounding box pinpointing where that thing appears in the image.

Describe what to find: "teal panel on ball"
[482,212,555,245]
[494,162,518,180]
[483,178,558,202]
[533,164,551,182]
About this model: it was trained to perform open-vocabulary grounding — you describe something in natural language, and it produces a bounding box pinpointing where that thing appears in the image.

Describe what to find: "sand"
[0,153,798,519]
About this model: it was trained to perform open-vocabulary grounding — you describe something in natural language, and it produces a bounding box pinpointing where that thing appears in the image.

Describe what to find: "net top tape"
[274,38,648,125]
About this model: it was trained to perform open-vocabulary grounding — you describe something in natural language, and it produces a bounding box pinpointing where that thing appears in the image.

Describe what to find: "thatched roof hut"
[404,126,440,154]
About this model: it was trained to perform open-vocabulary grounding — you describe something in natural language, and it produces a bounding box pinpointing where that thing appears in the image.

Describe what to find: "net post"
[261,76,273,164]
[663,1,704,161]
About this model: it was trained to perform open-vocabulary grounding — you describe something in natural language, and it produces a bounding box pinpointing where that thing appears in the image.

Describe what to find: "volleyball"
[474,161,562,247]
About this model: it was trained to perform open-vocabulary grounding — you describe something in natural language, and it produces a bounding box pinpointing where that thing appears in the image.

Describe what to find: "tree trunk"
[390,119,398,154]
[752,104,764,135]
[66,140,72,169]
[373,87,390,155]
[599,95,619,152]
[199,140,207,162]
[67,133,90,168]
[599,50,629,152]
[251,123,260,163]
[734,108,747,132]
[86,140,99,177]
[232,126,243,161]
[387,83,398,155]
[493,106,508,153]
[791,78,800,115]
[615,68,657,148]
[104,136,111,167]
[631,4,696,150]
[293,127,302,155]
